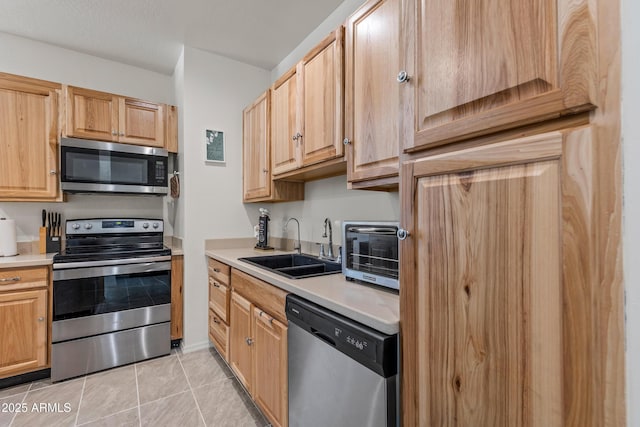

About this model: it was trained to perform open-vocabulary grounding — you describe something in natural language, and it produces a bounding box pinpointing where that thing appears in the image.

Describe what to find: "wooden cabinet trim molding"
[411,131,563,177]
[231,269,288,325]
[170,255,184,341]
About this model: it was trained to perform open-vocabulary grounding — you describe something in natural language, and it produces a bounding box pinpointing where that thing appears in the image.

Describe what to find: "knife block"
[39,227,61,254]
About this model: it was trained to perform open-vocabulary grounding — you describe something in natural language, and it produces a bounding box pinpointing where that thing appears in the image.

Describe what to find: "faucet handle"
[316,243,326,258]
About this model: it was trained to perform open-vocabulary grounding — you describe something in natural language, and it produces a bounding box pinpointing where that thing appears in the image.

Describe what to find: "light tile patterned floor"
[0,348,270,427]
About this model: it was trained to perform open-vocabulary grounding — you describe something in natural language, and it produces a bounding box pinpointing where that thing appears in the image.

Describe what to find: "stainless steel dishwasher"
[286,294,398,427]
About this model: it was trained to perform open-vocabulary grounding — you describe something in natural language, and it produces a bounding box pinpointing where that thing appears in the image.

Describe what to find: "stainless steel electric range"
[51,218,172,382]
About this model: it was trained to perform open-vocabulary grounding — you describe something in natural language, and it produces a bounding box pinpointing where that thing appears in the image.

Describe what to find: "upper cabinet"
[243,90,304,203]
[344,0,401,188]
[270,28,345,180]
[0,73,60,201]
[400,0,598,151]
[64,85,175,151]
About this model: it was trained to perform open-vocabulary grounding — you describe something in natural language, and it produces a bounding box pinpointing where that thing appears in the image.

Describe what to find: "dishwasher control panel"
[286,294,397,378]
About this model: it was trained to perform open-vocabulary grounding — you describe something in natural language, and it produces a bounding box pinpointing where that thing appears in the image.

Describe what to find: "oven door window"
[53,269,170,321]
[345,233,399,280]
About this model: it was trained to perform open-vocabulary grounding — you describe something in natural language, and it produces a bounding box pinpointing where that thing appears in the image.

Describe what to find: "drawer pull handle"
[259,310,274,324]
[245,337,254,346]
[0,277,21,283]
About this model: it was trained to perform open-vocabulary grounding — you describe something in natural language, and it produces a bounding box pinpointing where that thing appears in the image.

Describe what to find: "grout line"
[73,376,87,427]
[75,405,139,427]
[175,352,207,426]
[8,388,30,427]
[134,363,142,427]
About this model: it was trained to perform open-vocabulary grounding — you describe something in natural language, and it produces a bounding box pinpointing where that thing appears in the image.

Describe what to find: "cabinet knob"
[112,130,117,136]
[213,282,220,288]
[38,317,44,322]
[213,317,220,324]
[343,138,351,145]
[292,132,303,142]
[213,268,220,273]
[245,337,254,346]
[397,228,410,240]
[263,169,268,173]
[397,70,410,83]
[119,132,124,136]
[50,170,57,175]
[0,277,21,283]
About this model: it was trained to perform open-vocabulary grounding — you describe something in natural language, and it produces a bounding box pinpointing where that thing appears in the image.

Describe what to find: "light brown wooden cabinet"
[0,266,49,379]
[208,258,231,359]
[243,90,304,203]
[400,0,598,152]
[0,73,60,201]
[229,268,288,427]
[64,85,166,148]
[344,0,401,188]
[270,28,345,181]
[229,291,253,392]
[401,124,623,425]
[170,255,184,342]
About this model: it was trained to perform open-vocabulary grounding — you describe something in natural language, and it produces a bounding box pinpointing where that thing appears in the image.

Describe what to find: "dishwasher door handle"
[311,327,336,347]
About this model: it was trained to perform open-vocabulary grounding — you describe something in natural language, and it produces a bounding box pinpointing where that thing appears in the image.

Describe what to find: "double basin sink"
[239,253,341,280]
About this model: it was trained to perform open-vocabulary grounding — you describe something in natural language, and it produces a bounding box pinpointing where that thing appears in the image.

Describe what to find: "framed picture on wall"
[205,129,225,163]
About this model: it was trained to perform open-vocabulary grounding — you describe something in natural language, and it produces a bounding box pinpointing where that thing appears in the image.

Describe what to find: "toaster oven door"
[342,223,399,290]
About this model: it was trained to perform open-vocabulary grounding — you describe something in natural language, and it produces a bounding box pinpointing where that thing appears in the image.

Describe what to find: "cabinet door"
[243,90,271,201]
[118,98,165,147]
[65,86,118,142]
[401,0,597,151]
[402,134,563,425]
[252,308,287,427]
[271,67,300,175]
[300,27,344,167]
[229,292,253,392]
[400,128,623,426]
[345,0,400,183]
[165,104,178,153]
[0,74,60,200]
[0,289,47,378]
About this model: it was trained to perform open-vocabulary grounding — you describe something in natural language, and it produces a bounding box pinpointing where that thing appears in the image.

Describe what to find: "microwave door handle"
[347,227,398,234]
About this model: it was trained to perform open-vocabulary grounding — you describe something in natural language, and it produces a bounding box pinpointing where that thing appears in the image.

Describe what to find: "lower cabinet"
[0,266,49,379]
[227,267,289,427]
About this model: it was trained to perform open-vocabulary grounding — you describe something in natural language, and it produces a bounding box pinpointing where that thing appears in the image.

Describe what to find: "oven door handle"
[53,261,171,281]
[53,255,172,270]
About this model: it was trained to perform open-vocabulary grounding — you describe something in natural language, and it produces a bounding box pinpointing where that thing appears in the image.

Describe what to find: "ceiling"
[0,0,344,75]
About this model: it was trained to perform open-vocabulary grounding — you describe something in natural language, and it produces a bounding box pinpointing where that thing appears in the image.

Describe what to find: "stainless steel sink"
[238,254,341,279]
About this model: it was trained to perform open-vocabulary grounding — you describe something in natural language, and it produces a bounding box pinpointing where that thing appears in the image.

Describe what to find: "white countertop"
[0,253,55,268]
[205,248,400,335]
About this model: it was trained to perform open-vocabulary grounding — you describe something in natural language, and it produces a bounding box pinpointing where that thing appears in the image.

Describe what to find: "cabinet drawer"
[0,266,48,292]
[209,309,229,361]
[207,258,230,285]
[209,276,229,323]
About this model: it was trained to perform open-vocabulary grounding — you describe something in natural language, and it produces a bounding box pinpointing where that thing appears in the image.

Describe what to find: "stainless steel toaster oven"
[341,221,399,290]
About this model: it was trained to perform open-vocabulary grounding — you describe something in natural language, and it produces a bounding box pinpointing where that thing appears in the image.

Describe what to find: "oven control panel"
[66,218,164,235]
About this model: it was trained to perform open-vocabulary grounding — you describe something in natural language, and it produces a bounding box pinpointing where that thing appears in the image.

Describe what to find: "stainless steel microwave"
[60,138,168,195]
[342,221,399,291]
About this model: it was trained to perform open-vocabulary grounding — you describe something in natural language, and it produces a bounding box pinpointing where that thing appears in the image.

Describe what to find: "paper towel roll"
[0,218,18,257]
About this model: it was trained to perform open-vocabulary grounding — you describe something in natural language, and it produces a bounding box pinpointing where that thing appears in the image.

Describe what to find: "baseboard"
[180,340,212,353]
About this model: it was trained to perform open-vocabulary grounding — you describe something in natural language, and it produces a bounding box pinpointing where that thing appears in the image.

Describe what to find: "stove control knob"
[152,222,159,229]
[72,223,80,230]
[84,223,92,230]
[142,223,149,229]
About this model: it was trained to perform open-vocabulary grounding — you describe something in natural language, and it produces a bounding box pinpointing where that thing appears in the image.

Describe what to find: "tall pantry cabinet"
[398,0,624,426]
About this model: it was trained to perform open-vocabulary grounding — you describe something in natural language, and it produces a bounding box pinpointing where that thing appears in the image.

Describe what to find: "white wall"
[622,0,639,424]
[266,176,399,248]
[179,46,269,350]
[0,32,174,241]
